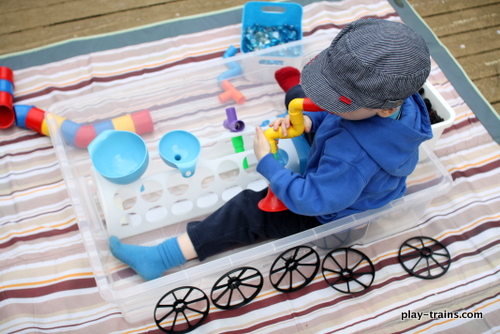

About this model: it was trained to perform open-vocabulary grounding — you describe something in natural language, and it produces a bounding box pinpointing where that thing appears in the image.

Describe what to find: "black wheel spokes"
[312,229,351,250]
[154,286,209,334]
[269,246,320,293]
[322,248,375,294]
[398,236,451,279]
[211,267,263,310]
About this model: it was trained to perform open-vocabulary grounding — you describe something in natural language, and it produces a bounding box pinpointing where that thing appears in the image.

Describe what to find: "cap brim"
[300,48,362,113]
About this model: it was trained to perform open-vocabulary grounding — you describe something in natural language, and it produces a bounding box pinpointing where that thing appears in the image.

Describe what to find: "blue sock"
[109,236,186,281]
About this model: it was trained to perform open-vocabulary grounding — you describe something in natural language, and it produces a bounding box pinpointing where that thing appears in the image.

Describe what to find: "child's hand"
[254,127,272,161]
[303,115,313,133]
[269,115,312,137]
[269,115,291,137]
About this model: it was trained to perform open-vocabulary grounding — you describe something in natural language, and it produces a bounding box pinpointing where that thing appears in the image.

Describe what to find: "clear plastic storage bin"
[47,34,454,323]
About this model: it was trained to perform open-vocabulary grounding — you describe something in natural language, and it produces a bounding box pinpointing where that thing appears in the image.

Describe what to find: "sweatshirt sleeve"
[256,149,370,216]
[303,111,329,132]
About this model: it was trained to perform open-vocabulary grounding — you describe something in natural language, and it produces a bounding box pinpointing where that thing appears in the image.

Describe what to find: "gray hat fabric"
[301,18,431,113]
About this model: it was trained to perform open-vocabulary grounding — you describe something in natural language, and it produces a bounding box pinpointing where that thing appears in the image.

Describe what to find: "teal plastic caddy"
[241,1,303,53]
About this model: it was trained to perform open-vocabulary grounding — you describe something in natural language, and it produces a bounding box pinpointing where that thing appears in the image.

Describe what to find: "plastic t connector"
[219,80,246,105]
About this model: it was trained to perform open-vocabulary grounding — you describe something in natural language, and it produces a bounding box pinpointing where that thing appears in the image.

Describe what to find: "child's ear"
[377,108,398,118]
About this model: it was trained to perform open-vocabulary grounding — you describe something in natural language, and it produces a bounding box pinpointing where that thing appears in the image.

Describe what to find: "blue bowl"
[88,130,149,184]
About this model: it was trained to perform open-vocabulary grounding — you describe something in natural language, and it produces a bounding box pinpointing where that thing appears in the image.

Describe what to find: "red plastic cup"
[0,91,14,129]
[24,106,46,134]
[0,66,13,84]
[0,67,14,128]
[130,109,154,134]
[74,124,97,148]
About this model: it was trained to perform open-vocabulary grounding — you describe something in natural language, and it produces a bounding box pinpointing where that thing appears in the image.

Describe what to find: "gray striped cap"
[301,19,431,113]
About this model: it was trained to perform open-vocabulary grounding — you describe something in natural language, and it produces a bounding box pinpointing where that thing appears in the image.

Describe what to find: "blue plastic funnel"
[159,130,200,178]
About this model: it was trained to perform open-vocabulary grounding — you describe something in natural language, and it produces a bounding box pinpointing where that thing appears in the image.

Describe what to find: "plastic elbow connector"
[222,45,238,58]
[218,45,243,82]
[217,62,243,82]
[263,98,323,153]
[264,98,306,154]
[223,107,245,132]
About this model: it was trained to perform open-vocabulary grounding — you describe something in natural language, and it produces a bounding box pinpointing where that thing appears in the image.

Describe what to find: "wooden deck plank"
[406,0,498,17]
[439,26,500,59]
[424,3,500,37]
[1,0,77,14]
[0,0,181,35]
[407,1,500,116]
[0,0,249,55]
[475,76,500,106]
[458,49,500,81]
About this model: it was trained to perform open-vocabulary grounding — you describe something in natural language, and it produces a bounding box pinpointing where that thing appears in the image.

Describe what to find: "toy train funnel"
[159,130,200,178]
[258,97,323,212]
[258,185,288,212]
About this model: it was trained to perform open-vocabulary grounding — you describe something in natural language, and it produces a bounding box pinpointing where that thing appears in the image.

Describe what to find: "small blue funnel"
[159,130,200,178]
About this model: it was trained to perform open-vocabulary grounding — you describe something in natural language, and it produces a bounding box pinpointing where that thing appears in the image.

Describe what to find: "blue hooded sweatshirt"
[256,93,433,224]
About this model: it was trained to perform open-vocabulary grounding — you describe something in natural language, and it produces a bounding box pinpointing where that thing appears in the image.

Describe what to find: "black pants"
[187,189,321,261]
[187,84,320,261]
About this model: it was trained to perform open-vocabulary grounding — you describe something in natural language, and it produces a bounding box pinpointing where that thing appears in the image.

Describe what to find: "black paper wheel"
[322,248,375,294]
[269,246,320,292]
[398,236,451,279]
[154,286,209,334]
[210,267,263,310]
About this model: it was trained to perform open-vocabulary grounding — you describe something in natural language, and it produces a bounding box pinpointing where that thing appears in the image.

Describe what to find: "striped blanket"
[1,0,499,333]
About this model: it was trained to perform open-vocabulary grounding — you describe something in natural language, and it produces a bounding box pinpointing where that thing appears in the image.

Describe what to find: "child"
[109,18,433,281]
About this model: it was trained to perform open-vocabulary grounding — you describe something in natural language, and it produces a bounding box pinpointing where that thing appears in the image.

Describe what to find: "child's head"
[301,18,430,116]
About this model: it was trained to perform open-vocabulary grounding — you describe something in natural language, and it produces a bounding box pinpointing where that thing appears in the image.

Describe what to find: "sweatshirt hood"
[340,93,433,176]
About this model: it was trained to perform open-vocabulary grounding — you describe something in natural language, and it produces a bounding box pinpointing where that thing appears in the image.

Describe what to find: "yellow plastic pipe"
[264,98,323,154]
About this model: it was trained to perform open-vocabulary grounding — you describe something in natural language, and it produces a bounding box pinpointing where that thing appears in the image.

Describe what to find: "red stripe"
[451,158,500,180]
[0,222,79,250]
[14,52,223,102]
[1,277,96,301]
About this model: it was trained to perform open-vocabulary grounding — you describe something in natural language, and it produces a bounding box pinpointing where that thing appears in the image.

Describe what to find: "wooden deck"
[1,0,499,115]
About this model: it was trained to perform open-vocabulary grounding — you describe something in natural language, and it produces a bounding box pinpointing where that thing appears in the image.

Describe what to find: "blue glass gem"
[243,23,300,51]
